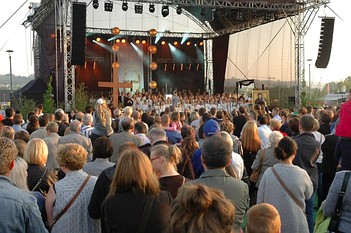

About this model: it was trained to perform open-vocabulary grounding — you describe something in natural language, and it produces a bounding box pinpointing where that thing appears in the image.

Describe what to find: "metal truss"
[33,33,40,79]
[31,0,55,29]
[86,27,216,38]
[63,0,75,111]
[156,58,202,63]
[110,0,301,11]
[287,1,323,109]
[204,39,213,94]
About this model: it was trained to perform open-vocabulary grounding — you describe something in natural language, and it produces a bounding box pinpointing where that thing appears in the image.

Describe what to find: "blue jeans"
[305,192,315,233]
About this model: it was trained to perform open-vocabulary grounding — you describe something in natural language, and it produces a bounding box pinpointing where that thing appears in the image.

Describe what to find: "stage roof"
[26,0,330,37]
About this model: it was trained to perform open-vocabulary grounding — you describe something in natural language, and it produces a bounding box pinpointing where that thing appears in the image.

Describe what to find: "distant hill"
[0,74,35,91]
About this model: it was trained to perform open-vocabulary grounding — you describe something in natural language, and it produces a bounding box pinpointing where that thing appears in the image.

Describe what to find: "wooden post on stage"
[98,65,132,108]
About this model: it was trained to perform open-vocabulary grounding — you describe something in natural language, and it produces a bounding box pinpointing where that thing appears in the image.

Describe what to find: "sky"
[0,0,350,86]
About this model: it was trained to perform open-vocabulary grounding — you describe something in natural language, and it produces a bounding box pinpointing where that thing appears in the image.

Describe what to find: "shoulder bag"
[136,194,154,233]
[250,150,265,183]
[53,175,91,225]
[271,167,306,215]
[328,172,350,232]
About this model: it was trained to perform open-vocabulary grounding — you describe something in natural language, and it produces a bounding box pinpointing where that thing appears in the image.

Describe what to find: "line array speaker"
[71,2,86,65]
[315,17,335,69]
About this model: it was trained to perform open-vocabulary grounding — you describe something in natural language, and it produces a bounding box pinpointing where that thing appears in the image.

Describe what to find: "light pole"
[307,58,312,99]
[6,50,14,93]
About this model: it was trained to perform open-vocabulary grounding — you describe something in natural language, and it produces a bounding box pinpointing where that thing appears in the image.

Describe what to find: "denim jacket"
[0,175,48,233]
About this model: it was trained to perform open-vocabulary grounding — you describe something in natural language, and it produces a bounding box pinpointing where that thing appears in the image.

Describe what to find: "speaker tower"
[71,2,86,65]
[315,17,335,69]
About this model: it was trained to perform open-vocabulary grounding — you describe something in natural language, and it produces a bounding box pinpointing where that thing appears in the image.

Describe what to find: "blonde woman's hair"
[95,99,111,127]
[0,138,18,175]
[108,149,160,198]
[169,184,235,233]
[9,157,29,191]
[1,125,15,139]
[23,138,48,166]
[151,144,182,165]
[56,143,87,171]
[240,121,261,153]
[246,203,281,233]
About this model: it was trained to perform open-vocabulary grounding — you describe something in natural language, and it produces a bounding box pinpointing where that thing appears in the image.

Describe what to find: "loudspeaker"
[315,17,334,69]
[71,2,86,65]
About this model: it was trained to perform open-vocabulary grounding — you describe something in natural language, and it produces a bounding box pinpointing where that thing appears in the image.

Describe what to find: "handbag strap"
[136,194,154,233]
[333,172,350,217]
[54,175,91,224]
[271,167,305,214]
[31,167,48,192]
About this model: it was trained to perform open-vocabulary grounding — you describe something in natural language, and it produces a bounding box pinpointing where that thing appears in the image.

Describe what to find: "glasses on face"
[150,157,159,162]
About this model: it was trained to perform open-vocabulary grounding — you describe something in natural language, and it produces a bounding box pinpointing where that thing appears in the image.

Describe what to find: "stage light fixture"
[92,0,99,9]
[134,3,143,14]
[173,41,178,46]
[200,8,206,16]
[116,39,120,43]
[161,41,166,45]
[136,39,140,44]
[236,11,243,20]
[104,1,113,12]
[121,38,126,43]
[141,40,146,45]
[186,41,191,46]
[161,5,169,17]
[149,4,155,13]
[96,37,101,42]
[199,41,204,46]
[264,12,272,21]
[176,6,182,15]
[122,1,128,11]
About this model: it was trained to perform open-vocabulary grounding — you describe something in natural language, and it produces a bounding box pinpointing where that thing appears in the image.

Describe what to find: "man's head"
[121,117,134,132]
[203,119,220,138]
[246,203,281,233]
[201,135,231,169]
[82,113,93,126]
[0,137,18,175]
[148,128,167,144]
[5,107,15,118]
[69,120,82,132]
[257,115,268,126]
[46,122,59,134]
[123,106,133,117]
[134,121,148,135]
[299,115,315,132]
[39,114,49,127]
[272,107,279,117]
[161,114,170,127]
[239,105,247,115]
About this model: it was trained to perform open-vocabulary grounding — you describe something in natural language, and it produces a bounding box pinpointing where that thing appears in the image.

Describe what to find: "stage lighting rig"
[104,1,113,12]
[92,0,99,9]
[161,5,169,17]
[135,3,143,14]
[122,1,128,11]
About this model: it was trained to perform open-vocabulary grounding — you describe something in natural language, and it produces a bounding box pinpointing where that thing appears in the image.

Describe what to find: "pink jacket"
[336,100,351,138]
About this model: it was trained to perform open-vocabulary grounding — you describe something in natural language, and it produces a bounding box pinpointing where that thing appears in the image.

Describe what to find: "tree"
[43,76,56,114]
[75,83,90,112]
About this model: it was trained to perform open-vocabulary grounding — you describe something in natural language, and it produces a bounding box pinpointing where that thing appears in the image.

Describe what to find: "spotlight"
[161,5,169,17]
[121,38,126,43]
[141,40,146,45]
[186,41,191,46]
[176,6,182,15]
[136,39,140,44]
[199,41,204,46]
[149,4,155,13]
[264,12,272,21]
[134,3,143,14]
[96,37,101,42]
[116,39,120,43]
[104,1,113,12]
[122,1,128,11]
[173,41,178,46]
[92,0,99,9]
[161,41,166,45]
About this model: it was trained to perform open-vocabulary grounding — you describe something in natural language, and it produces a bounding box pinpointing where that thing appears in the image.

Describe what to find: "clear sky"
[0,0,349,85]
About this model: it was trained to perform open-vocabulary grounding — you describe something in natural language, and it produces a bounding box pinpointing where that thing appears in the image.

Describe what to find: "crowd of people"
[0,88,351,233]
